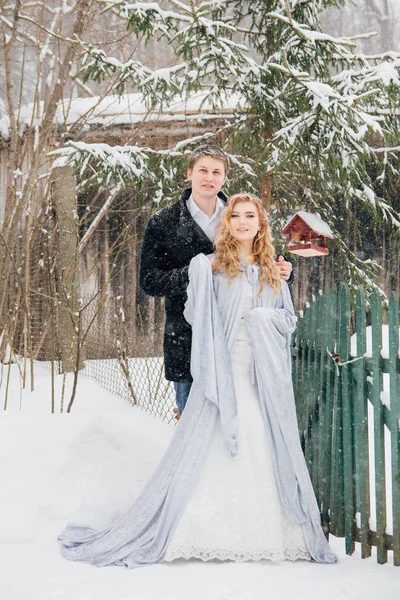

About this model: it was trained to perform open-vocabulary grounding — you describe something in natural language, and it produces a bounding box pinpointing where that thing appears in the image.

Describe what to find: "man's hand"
[207,255,217,271]
[276,255,292,281]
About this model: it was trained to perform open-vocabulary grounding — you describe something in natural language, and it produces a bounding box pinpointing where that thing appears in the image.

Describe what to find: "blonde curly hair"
[214,193,281,295]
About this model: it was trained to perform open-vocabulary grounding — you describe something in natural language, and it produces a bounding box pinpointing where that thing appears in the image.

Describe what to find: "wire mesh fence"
[0,166,177,422]
[34,293,177,423]
[81,357,175,421]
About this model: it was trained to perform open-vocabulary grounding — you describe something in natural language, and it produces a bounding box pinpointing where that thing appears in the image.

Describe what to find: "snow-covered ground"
[1,363,399,600]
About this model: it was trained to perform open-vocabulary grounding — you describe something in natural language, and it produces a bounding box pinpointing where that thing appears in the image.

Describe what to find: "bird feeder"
[281,211,334,257]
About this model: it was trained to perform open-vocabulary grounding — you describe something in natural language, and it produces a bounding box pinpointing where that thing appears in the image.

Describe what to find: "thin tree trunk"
[0,0,93,339]
[261,174,272,213]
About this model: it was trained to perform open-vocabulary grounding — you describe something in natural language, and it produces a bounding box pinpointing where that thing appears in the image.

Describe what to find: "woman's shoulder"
[280,279,289,293]
[190,252,212,264]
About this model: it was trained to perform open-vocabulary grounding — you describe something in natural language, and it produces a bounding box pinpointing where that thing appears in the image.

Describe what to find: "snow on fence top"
[351,325,400,360]
[0,91,243,139]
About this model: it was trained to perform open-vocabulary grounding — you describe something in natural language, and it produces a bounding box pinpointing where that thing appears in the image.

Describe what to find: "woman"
[58,194,337,567]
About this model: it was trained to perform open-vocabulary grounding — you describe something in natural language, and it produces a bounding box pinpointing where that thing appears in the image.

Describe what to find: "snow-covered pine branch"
[8,0,397,295]
[99,0,192,39]
[51,142,154,186]
[51,133,258,192]
[78,45,186,102]
[80,45,153,91]
[76,1,264,104]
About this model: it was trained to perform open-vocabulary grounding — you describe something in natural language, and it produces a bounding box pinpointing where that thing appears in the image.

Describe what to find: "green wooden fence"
[292,284,400,565]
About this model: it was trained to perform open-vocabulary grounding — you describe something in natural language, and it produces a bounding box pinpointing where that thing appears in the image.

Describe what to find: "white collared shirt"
[186,194,225,242]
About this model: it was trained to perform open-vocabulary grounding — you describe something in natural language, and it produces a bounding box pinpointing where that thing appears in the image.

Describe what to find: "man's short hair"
[187,145,229,175]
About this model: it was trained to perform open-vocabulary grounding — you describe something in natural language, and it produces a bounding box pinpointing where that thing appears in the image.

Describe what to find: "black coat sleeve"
[139,214,190,297]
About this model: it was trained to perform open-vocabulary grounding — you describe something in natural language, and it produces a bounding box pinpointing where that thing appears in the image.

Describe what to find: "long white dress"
[163,282,311,563]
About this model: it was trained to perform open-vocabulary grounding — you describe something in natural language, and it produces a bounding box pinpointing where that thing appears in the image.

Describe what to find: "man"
[139,145,292,417]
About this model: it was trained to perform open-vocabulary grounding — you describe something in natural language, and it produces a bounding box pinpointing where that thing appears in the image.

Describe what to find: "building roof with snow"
[0,91,244,140]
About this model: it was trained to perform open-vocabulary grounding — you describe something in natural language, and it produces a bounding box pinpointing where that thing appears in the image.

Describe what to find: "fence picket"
[313,292,323,498]
[370,290,387,564]
[354,289,371,558]
[293,284,399,564]
[298,304,309,454]
[304,303,313,469]
[308,296,318,486]
[330,288,345,537]
[293,305,303,438]
[339,283,355,555]
[319,289,336,536]
[388,294,400,565]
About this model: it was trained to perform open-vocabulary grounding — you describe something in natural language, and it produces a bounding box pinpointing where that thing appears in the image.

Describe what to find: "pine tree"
[56,0,400,293]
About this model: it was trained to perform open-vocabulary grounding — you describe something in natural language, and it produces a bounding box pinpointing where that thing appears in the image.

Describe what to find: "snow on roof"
[0,91,244,139]
[285,211,335,238]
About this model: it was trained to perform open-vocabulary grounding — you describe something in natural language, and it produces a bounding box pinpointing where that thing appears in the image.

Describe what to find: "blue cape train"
[58,254,337,567]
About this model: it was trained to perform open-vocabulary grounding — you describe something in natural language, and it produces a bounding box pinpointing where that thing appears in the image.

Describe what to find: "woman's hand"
[276,255,292,281]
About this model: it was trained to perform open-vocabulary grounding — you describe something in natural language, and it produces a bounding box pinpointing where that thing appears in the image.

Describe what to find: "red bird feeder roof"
[281,211,334,257]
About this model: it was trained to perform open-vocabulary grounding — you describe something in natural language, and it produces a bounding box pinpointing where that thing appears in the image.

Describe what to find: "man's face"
[187,156,226,200]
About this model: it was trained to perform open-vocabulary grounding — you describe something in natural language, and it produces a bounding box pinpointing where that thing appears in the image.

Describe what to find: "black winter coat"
[139,188,221,381]
[139,188,293,382]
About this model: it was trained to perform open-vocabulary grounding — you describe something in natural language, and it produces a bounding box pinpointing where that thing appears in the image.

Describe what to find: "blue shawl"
[58,254,337,566]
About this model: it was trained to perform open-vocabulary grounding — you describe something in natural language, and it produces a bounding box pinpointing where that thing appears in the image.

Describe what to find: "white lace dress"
[163,284,311,563]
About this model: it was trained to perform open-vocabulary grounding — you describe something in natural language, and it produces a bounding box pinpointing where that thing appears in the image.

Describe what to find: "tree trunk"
[51,165,83,373]
[261,174,272,213]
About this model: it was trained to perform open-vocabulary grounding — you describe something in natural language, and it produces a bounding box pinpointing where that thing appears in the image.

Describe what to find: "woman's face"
[229,201,260,244]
